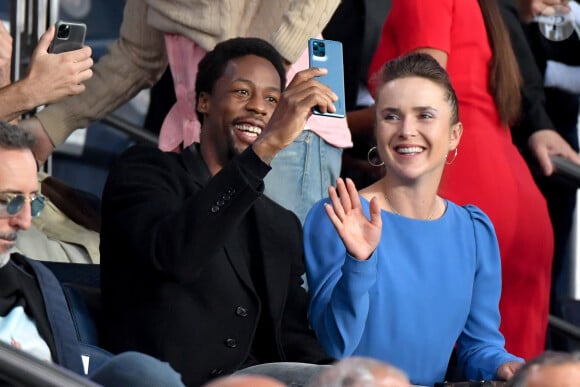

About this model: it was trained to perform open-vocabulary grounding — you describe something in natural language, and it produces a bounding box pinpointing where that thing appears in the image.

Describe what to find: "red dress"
[368,0,553,360]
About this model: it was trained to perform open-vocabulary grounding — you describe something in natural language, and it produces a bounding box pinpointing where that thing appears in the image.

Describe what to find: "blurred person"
[0,120,184,386]
[506,351,580,387]
[367,0,560,360]
[304,53,523,386]
[99,38,336,386]
[203,374,285,387]
[0,23,93,122]
[306,357,411,387]
[517,0,571,21]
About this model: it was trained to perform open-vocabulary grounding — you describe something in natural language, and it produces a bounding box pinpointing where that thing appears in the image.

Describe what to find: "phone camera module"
[57,24,71,39]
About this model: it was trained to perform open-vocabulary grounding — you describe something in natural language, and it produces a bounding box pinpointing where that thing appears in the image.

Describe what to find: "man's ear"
[197,92,210,114]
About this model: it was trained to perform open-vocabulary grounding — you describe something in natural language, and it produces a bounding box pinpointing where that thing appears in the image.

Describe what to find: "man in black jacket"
[100,37,336,386]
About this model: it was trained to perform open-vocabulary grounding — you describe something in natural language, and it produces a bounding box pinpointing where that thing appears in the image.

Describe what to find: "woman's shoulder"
[447,201,491,220]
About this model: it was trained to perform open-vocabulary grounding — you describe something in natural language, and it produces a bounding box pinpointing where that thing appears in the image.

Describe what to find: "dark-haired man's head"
[195,37,286,125]
[195,38,286,175]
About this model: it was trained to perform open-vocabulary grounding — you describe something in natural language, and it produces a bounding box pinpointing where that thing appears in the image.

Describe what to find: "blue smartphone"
[308,38,346,118]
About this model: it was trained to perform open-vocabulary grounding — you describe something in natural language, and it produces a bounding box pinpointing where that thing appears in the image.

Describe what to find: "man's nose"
[9,202,32,231]
[246,94,267,115]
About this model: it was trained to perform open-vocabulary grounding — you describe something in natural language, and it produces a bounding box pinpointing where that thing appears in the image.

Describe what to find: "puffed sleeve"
[303,198,379,357]
[456,205,523,379]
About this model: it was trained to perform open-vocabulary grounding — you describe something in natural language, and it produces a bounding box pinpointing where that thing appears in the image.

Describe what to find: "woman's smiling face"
[375,75,462,182]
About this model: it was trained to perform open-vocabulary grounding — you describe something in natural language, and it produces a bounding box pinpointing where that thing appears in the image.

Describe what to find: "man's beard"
[0,232,17,268]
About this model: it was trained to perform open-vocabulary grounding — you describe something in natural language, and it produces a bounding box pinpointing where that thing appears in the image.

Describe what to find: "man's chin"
[230,144,251,159]
[0,240,15,255]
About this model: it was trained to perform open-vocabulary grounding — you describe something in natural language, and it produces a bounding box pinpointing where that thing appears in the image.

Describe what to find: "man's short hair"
[0,121,35,150]
[195,37,286,123]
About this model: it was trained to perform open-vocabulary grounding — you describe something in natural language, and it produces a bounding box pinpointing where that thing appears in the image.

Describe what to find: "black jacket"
[100,145,331,386]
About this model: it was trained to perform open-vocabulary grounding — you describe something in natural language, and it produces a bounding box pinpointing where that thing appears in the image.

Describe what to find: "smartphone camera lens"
[57,24,70,39]
[319,42,325,48]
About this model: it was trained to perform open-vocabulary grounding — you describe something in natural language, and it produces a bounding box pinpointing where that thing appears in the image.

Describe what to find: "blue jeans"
[264,131,342,224]
[89,351,184,386]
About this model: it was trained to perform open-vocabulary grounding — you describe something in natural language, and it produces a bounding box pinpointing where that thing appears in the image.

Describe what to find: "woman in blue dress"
[303,52,524,386]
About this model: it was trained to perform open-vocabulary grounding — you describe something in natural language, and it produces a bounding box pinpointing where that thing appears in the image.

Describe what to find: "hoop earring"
[367,146,384,167]
[446,148,458,165]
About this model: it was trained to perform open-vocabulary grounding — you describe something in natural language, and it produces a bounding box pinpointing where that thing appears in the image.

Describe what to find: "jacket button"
[210,368,223,376]
[211,205,220,213]
[227,188,236,195]
[217,199,225,206]
[235,306,248,317]
[225,338,238,348]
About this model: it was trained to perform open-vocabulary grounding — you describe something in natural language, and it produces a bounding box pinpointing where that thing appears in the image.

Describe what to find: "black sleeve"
[499,0,554,145]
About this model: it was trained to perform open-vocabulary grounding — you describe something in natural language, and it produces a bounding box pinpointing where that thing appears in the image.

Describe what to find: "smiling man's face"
[197,54,281,174]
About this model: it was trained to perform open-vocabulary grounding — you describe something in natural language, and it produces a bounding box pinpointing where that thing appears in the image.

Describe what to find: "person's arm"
[23,0,168,163]
[102,145,274,282]
[455,206,524,380]
[304,197,380,357]
[269,0,340,63]
[103,66,338,281]
[0,22,12,88]
[0,26,93,122]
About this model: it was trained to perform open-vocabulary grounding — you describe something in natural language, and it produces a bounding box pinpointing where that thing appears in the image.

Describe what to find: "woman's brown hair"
[478,0,522,125]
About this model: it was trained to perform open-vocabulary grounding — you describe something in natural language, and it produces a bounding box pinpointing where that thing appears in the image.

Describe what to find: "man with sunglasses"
[0,120,187,385]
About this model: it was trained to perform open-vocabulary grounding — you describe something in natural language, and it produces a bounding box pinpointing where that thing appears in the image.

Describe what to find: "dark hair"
[506,351,580,387]
[195,37,286,124]
[379,52,459,124]
[0,121,36,150]
[477,0,522,126]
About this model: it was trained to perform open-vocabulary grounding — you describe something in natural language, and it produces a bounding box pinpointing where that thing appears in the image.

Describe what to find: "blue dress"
[304,197,523,386]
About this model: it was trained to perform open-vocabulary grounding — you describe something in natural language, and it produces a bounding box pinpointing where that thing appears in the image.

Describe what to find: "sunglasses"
[0,192,46,218]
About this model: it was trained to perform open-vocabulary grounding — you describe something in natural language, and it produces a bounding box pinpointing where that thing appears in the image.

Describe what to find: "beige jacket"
[37,0,340,146]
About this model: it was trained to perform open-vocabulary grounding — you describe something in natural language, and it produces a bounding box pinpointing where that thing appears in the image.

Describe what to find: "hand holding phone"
[48,21,87,54]
[308,38,346,118]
